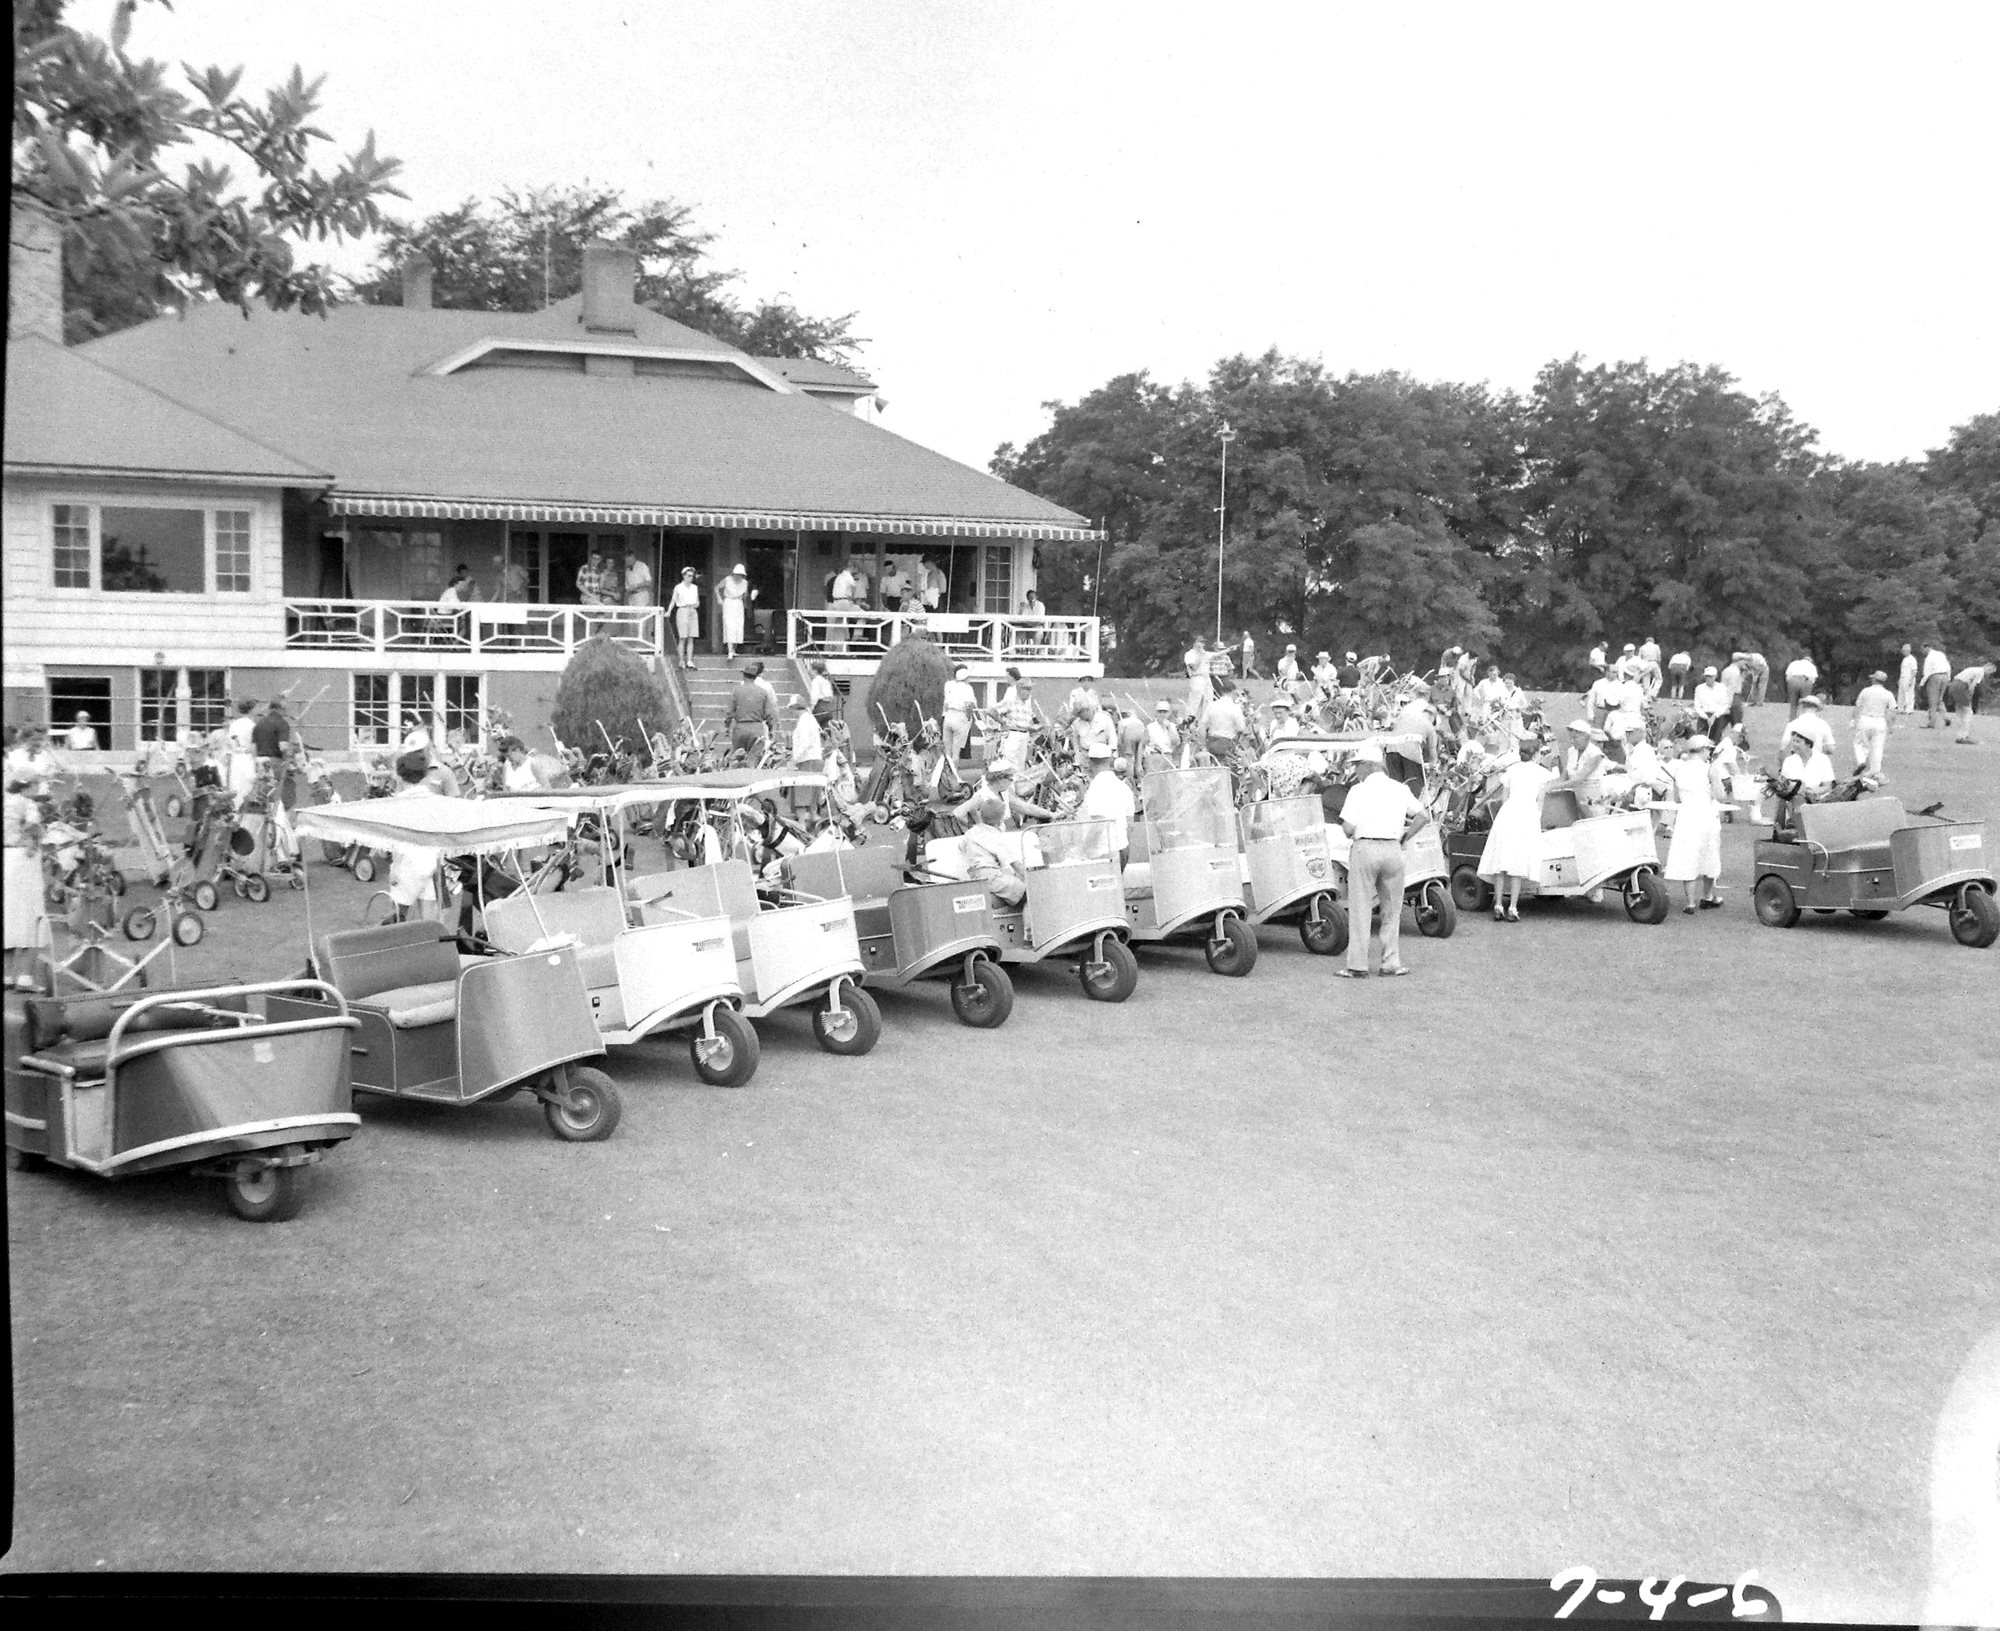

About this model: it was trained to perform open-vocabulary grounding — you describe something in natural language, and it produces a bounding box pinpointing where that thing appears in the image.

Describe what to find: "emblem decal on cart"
[953,895,985,913]
[1949,834,1981,851]
[1306,858,1329,879]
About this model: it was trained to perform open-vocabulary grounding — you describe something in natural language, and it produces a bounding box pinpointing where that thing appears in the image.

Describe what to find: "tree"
[550,637,677,764]
[351,184,865,363]
[13,0,404,343]
[865,629,951,745]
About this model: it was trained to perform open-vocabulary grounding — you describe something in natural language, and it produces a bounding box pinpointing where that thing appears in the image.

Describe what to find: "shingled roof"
[77,297,1093,539]
[3,333,329,485]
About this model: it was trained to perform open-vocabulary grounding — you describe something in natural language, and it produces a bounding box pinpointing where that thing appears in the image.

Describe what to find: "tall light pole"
[1215,422,1236,645]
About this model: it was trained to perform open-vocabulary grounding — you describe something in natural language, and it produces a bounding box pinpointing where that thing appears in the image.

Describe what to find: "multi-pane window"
[187,669,228,737]
[53,504,92,587]
[400,674,435,739]
[213,510,252,592]
[443,675,483,744]
[139,669,176,742]
[353,674,393,745]
[981,545,1014,615]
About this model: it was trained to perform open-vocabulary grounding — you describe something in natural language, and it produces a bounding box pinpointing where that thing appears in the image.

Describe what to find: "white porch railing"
[787,610,1098,666]
[284,599,665,657]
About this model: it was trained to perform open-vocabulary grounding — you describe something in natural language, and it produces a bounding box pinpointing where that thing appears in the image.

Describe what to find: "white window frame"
[45,500,257,595]
[139,667,231,744]
[351,671,487,750]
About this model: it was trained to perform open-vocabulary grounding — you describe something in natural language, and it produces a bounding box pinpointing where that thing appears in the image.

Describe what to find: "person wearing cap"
[716,562,754,660]
[1335,739,1428,976]
[1584,665,1623,731]
[5,727,56,800]
[1894,643,1918,714]
[1391,679,1439,763]
[1852,670,1898,775]
[1145,700,1179,765]
[1741,650,1770,707]
[669,566,702,668]
[1783,652,1818,719]
[1587,641,1608,677]
[1790,692,1835,759]
[1663,736,1725,914]
[1666,648,1692,700]
[941,663,978,765]
[1265,692,1299,735]
[952,759,1057,905]
[1066,690,1118,760]
[1779,725,1836,795]
[1202,676,1249,767]
[1559,720,1610,807]
[1690,667,1729,740]
[63,709,99,752]
[1477,733,1557,921]
[1079,740,1137,867]
[1275,644,1301,688]
[724,662,775,760]
[1947,661,1993,744]
[1336,652,1361,690]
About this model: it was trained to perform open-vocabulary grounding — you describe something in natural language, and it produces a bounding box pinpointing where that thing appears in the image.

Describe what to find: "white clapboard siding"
[3,477,287,677]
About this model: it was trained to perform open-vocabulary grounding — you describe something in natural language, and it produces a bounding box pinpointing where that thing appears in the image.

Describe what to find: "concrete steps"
[678,655,807,733]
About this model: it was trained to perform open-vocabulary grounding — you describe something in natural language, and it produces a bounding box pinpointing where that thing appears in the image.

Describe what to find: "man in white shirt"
[1948,662,1992,745]
[1585,668,1623,729]
[920,559,946,611]
[1918,644,1951,728]
[1079,742,1137,865]
[1336,738,1428,978]
[1275,645,1301,688]
[1741,651,1770,706]
[1851,670,1897,775]
[438,564,475,605]
[1145,701,1178,763]
[1638,636,1661,669]
[1666,650,1692,699]
[1790,694,1836,759]
[1184,635,1213,722]
[63,711,99,751]
[621,548,653,608]
[1067,695,1118,760]
[1691,667,1730,740]
[1587,642,1608,678]
[828,563,859,653]
[878,562,909,610]
[1896,645,1918,713]
[1783,653,1818,719]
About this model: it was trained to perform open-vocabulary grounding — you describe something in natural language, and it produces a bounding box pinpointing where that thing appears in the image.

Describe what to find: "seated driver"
[950,758,1057,907]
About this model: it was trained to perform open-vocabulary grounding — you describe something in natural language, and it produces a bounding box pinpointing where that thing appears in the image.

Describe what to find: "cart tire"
[1948,886,1999,949]
[691,1007,761,1086]
[319,839,347,865]
[1080,937,1139,1002]
[288,870,305,890]
[1299,899,1348,957]
[172,912,204,946]
[1848,909,1889,921]
[1413,879,1457,939]
[1449,865,1492,914]
[950,959,1014,1028]
[1623,867,1670,925]
[812,986,882,1055]
[1753,874,1800,928]
[352,855,376,884]
[191,880,220,912]
[1811,908,1836,916]
[1204,915,1258,977]
[543,1066,622,1141]
[243,874,271,904]
[121,906,157,942]
[105,869,128,897]
[164,794,185,820]
[222,1159,307,1223]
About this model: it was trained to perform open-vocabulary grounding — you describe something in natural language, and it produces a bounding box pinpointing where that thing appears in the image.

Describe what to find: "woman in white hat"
[1663,735,1725,913]
[1476,734,1557,921]
[716,562,752,660]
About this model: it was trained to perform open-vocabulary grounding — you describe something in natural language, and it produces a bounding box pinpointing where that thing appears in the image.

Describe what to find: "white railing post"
[372,602,385,655]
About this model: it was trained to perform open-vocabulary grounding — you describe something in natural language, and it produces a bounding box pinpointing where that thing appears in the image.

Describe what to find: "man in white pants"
[1335,738,1430,978]
[1852,670,1896,776]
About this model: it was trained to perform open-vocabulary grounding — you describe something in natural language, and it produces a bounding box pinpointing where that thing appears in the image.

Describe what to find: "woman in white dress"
[1663,736,1725,914]
[224,698,259,802]
[4,772,50,983]
[716,564,751,659]
[1477,736,1557,921]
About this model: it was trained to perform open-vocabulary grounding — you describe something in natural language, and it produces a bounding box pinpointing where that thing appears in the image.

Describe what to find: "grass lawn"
[5,698,1996,1620]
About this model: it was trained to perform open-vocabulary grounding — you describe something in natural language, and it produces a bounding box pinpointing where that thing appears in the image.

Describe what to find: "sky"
[110,0,2000,472]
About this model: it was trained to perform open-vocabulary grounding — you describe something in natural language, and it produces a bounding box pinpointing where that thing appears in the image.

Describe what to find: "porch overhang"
[322,492,1104,543]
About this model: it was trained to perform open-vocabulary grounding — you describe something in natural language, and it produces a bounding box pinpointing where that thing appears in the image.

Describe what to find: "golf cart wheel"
[104,869,128,897]
[1848,909,1889,921]
[1811,908,1836,916]
[1753,874,1800,928]
[1948,885,1999,949]
[352,855,376,884]
[243,874,272,904]
[288,870,306,890]
[1298,897,1348,957]
[1079,936,1139,1002]
[164,794,186,820]
[1413,879,1457,939]
[812,986,882,1055]
[690,1006,761,1086]
[949,958,1014,1028]
[1204,914,1258,977]
[319,839,347,865]
[543,1065,623,1141]
[1449,865,1492,914]
[191,880,220,912]
[222,1158,307,1223]
[1623,868,1670,925]
[172,912,204,946]
[121,906,157,942]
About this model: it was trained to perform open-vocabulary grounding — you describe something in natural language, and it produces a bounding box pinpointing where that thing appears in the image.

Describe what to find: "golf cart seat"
[1541,789,1583,830]
[315,920,463,1032]
[481,887,625,990]
[19,990,232,1079]
[627,861,762,964]
[1796,796,1906,868]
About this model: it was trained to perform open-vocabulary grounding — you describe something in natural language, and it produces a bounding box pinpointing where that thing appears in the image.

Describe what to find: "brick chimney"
[9,198,64,342]
[580,239,638,334]
[400,253,434,310]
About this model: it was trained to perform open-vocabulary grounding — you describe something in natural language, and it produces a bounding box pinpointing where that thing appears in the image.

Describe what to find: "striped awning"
[324,492,1104,542]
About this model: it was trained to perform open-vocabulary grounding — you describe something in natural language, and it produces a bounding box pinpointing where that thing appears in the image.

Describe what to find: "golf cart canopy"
[293,799,580,857]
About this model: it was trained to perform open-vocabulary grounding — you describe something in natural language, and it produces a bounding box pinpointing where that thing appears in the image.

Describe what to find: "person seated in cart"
[952,757,1057,832]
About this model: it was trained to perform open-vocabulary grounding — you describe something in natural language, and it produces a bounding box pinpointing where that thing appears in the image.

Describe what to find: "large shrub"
[867,627,951,744]
[550,636,676,762]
